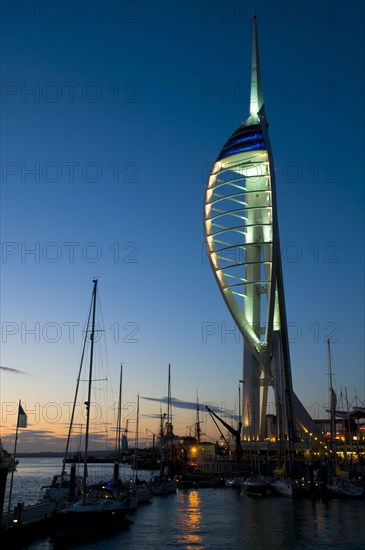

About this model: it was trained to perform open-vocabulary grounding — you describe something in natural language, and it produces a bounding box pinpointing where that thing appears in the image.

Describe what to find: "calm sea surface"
[4,458,365,549]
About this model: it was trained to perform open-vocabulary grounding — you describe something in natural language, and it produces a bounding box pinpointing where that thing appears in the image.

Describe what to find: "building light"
[231,133,263,146]
[222,142,265,158]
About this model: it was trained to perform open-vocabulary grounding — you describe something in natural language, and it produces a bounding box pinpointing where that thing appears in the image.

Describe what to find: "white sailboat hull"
[271,478,300,498]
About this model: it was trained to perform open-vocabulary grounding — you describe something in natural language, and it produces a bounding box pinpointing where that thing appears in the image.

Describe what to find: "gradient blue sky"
[1,0,364,451]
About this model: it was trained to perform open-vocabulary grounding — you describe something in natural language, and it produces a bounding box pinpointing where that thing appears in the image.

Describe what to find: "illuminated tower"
[204,17,319,446]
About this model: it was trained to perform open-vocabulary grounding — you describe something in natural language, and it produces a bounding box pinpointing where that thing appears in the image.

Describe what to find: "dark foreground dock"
[1,500,56,546]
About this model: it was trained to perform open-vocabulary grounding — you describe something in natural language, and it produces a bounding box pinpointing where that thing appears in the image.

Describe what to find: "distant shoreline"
[17,452,64,458]
[17,451,115,458]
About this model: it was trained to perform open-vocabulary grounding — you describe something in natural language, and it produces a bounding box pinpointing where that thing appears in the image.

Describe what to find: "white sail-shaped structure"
[204,17,323,448]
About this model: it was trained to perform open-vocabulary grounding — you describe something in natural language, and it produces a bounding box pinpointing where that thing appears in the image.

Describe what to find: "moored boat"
[242,476,272,497]
[150,476,177,496]
[225,473,245,488]
[176,473,224,489]
[54,485,130,538]
[53,280,131,538]
[328,477,364,499]
[270,477,300,498]
[41,472,83,503]
[132,480,153,504]
[324,341,364,499]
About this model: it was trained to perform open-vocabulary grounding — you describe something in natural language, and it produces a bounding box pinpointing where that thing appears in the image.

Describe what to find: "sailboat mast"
[116,364,123,460]
[167,364,171,429]
[195,392,201,444]
[7,400,22,515]
[167,364,173,459]
[113,363,123,486]
[59,294,93,503]
[134,394,140,480]
[83,278,98,497]
[136,395,139,449]
[327,338,336,460]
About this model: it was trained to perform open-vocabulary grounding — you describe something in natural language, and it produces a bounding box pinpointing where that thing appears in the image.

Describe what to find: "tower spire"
[248,13,265,125]
[204,12,324,449]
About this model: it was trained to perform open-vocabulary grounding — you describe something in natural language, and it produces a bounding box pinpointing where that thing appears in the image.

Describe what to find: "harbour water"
[5,458,365,549]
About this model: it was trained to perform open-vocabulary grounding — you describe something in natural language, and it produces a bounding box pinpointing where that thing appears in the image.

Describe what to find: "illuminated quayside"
[204,16,324,458]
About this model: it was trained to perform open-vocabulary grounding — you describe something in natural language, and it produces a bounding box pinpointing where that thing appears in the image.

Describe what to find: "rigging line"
[115,364,123,457]
[59,287,94,502]
[89,290,113,440]
[95,291,113,414]
[82,279,98,501]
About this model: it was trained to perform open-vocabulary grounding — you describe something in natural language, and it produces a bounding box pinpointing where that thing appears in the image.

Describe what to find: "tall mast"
[167,364,173,459]
[134,394,140,480]
[167,364,171,429]
[59,294,93,501]
[113,363,123,485]
[83,278,98,500]
[7,400,24,516]
[328,339,337,462]
[115,364,123,460]
[195,392,201,444]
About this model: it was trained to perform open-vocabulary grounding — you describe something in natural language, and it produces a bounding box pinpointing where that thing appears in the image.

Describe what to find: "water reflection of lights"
[178,490,203,548]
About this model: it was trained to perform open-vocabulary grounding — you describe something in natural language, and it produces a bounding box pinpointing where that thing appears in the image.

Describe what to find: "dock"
[1,500,56,546]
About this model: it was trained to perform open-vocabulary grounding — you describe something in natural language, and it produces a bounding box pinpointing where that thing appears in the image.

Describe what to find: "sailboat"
[269,404,299,497]
[54,280,130,538]
[105,364,138,513]
[325,340,364,499]
[270,468,300,498]
[150,365,177,496]
[269,438,301,497]
[113,363,124,487]
[131,395,153,504]
[270,435,300,497]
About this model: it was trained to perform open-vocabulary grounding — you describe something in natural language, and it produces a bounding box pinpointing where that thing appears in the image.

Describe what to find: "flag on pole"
[18,403,27,428]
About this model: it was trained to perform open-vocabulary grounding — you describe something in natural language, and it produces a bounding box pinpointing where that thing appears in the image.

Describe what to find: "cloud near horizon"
[1,427,115,453]
[141,396,237,421]
[0,365,28,375]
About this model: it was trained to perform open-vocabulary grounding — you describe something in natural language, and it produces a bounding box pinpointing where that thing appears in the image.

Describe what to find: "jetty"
[1,500,56,546]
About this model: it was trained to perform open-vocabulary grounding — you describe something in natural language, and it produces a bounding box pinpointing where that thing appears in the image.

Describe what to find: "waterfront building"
[204,17,322,450]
